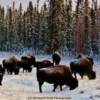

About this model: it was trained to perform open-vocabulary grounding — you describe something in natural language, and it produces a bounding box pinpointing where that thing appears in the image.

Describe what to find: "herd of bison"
[0,52,96,93]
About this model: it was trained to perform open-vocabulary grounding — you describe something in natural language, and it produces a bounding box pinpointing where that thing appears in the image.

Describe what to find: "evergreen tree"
[0,6,5,50]
[83,0,91,54]
[65,0,74,55]
[39,2,49,52]
[0,1,99,58]
[90,0,98,55]
[16,3,24,50]
[48,0,65,53]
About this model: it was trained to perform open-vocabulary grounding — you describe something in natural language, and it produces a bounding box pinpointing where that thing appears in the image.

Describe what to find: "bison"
[2,56,19,75]
[70,56,96,80]
[17,60,32,72]
[77,54,94,66]
[34,60,53,70]
[52,51,61,65]
[0,64,5,85]
[19,55,53,72]
[17,55,36,72]
[37,65,78,92]
[21,55,36,65]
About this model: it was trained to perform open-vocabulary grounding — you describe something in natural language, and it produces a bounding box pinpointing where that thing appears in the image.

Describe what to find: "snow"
[0,52,100,100]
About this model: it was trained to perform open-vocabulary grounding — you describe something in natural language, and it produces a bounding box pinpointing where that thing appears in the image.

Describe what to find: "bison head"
[14,67,19,75]
[87,70,96,80]
[28,67,32,72]
[69,77,78,90]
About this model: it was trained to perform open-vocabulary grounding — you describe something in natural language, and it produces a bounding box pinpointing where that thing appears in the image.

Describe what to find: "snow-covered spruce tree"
[90,0,98,55]
[64,0,74,56]
[11,2,21,51]
[23,11,27,48]
[16,3,24,50]
[0,6,5,50]
[48,0,65,53]
[25,1,34,48]
[96,6,100,61]
[39,2,49,53]
[75,0,83,17]
[32,0,40,53]
[83,0,91,55]
[5,7,15,51]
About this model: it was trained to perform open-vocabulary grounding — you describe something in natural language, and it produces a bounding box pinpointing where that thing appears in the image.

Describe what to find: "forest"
[0,1,100,100]
[0,0,100,59]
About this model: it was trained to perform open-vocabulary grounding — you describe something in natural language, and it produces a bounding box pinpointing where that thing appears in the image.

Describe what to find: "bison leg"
[53,84,58,92]
[38,81,43,93]
[7,69,9,74]
[80,73,84,79]
[10,71,13,75]
[0,82,2,85]
[60,85,62,91]
[0,77,2,85]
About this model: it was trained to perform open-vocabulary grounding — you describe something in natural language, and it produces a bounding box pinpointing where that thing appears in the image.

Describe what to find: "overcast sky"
[0,0,100,11]
[0,0,44,10]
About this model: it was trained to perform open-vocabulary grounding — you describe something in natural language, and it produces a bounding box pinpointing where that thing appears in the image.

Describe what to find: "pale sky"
[0,0,45,10]
[0,0,100,11]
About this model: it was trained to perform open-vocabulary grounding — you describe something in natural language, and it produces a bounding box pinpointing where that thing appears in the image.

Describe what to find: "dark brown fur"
[21,55,36,65]
[2,56,19,75]
[77,54,94,66]
[52,52,61,65]
[34,60,53,70]
[70,56,96,80]
[17,55,36,72]
[0,64,4,85]
[37,65,78,92]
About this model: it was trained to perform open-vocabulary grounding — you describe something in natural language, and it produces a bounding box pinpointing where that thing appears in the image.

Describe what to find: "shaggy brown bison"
[77,54,94,66]
[2,56,19,75]
[34,60,53,70]
[19,55,52,72]
[21,55,36,65]
[37,65,78,92]
[70,55,96,80]
[0,64,5,85]
[52,51,61,65]
[17,60,32,72]
[17,55,36,72]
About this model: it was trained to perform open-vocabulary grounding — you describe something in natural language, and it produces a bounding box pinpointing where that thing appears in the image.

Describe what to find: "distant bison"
[70,55,96,80]
[0,64,5,85]
[20,55,53,71]
[17,55,35,72]
[17,60,32,72]
[21,55,36,65]
[34,60,53,70]
[2,56,19,75]
[77,54,94,66]
[52,51,61,65]
[37,65,78,92]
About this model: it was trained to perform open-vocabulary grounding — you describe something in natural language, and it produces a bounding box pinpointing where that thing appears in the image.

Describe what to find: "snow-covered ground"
[0,52,100,100]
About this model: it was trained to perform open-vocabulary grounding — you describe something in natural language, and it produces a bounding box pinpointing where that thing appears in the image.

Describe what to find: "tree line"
[0,0,100,58]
